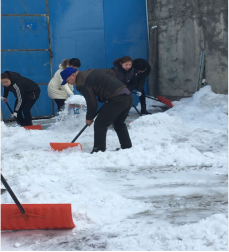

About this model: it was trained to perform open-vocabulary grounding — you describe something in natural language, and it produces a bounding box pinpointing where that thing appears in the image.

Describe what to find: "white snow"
[1,85,228,251]
[66,94,87,106]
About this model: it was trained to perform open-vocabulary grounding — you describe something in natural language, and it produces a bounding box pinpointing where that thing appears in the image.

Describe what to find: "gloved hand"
[1,97,7,102]
[11,112,17,118]
[136,91,142,97]
[69,94,74,97]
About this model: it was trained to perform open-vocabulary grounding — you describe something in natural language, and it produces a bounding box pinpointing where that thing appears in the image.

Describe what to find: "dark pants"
[139,89,147,110]
[15,98,38,126]
[93,95,133,151]
[54,99,66,112]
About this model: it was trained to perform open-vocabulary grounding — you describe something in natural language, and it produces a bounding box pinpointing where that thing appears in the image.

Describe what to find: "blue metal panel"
[103,0,148,68]
[1,0,52,119]
[1,0,149,119]
[1,51,50,83]
[103,0,149,105]
[1,16,49,50]
[48,0,106,72]
[1,0,46,15]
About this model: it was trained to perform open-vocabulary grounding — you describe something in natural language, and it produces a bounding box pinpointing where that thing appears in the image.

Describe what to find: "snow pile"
[66,94,86,106]
[1,85,228,251]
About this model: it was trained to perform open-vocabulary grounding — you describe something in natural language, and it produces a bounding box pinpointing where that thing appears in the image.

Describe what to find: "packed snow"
[1,85,228,251]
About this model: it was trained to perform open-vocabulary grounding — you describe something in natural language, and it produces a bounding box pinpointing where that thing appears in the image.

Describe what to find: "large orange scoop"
[1,203,75,230]
[24,125,42,130]
[1,174,75,231]
[50,106,103,152]
[50,142,82,151]
[50,124,87,151]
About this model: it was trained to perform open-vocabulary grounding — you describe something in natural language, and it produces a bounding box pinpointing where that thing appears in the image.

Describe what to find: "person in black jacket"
[60,67,132,153]
[132,58,152,114]
[1,71,41,126]
[111,56,138,92]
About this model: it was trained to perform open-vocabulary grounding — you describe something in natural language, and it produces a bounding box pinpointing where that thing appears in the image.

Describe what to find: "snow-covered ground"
[1,86,228,251]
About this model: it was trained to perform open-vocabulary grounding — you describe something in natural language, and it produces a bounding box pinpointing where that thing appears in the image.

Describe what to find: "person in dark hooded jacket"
[132,58,152,114]
[1,71,40,126]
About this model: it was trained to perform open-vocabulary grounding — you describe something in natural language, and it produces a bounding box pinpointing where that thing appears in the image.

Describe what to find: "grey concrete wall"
[147,0,228,100]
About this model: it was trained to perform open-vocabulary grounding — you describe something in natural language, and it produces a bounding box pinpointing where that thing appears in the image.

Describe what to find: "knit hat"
[60,67,77,85]
[133,59,148,71]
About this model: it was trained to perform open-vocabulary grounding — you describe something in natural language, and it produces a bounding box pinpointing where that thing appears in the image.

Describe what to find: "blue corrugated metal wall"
[1,0,148,119]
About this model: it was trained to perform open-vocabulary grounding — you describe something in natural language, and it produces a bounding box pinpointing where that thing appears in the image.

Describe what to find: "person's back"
[60,67,132,153]
[132,58,152,114]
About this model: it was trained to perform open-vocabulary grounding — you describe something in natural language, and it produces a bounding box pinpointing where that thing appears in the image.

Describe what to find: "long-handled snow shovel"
[50,105,104,151]
[3,100,42,130]
[132,103,142,116]
[1,174,75,230]
[132,92,173,108]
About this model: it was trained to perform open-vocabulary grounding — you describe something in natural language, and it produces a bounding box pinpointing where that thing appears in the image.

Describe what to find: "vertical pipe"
[46,0,52,78]
[148,26,158,97]
[46,0,55,116]
[145,0,150,58]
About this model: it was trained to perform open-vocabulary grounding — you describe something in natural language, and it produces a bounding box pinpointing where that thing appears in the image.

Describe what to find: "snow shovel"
[132,92,173,108]
[1,174,75,231]
[3,100,42,130]
[132,103,142,116]
[50,105,103,151]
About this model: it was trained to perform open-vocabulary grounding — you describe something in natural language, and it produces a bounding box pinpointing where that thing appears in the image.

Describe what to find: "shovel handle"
[71,105,104,143]
[71,124,88,143]
[132,103,142,116]
[4,101,22,125]
[1,174,26,214]
[132,91,158,102]
[5,101,14,113]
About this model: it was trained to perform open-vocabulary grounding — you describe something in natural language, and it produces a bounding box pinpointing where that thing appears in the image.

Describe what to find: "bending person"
[60,67,132,153]
[1,71,40,126]
[48,58,81,112]
[132,58,151,114]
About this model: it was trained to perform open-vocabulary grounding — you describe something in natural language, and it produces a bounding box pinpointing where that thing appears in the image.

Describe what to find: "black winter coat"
[132,59,151,92]
[3,71,40,112]
[111,64,138,91]
[75,69,127,120]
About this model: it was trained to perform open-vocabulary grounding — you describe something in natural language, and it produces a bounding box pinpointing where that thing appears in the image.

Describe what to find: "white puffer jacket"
[48,64,74,99]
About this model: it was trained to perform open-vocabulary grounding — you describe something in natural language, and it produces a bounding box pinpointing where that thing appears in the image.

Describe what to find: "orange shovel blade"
[23,125,42,130]
[157,95,173,108]
[1,203,75,230]
[50,142,82,151]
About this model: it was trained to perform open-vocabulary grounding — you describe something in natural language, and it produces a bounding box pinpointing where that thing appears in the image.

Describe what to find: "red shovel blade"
[157,96,173,108]
[23,125,42,130]
[1,203,75,230]
[50,142,82,151]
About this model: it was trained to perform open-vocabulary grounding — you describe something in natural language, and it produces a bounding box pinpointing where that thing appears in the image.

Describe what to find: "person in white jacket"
[48,58,81,111]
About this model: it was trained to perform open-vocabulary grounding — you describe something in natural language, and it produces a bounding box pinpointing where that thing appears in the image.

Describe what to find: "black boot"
[90,147,106,154]
[141,109,151,115]
[140,92,151,115]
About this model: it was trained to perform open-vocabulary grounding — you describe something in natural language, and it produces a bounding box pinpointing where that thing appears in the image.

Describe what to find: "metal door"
[1,0,52,119]
[1,0,149,119]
